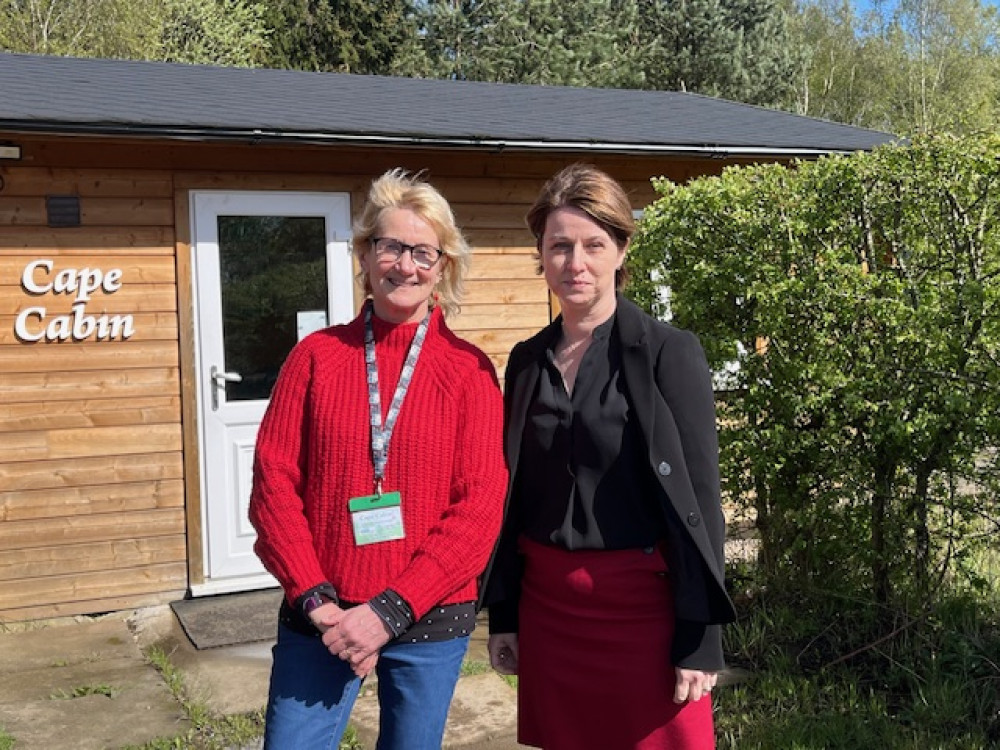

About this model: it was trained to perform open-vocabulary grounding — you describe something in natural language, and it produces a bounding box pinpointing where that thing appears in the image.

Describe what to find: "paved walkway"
[0,606,524,749]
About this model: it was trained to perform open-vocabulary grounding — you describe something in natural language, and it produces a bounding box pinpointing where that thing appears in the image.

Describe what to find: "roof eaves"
[0,120,866,159]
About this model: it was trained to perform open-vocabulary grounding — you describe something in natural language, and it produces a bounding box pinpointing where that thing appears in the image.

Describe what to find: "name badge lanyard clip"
[364,299,430,496]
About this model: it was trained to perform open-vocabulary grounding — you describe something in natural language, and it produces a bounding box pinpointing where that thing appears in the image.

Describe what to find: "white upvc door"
[190,191,354,594]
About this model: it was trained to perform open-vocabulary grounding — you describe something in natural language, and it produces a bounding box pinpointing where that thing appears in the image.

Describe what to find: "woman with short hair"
[485,163,737,749]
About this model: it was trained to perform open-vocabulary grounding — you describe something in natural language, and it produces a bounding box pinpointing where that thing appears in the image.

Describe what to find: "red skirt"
[517,536,715,750]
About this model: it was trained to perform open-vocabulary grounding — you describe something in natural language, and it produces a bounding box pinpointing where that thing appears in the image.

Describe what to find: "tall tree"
[637,0,803,106]
[400,0,648,88]
[890,0,1000,133]
[0,0,269,65]
[788,0,1000,135]
[786,0,877,124]
[258,0,422,74]
[1,0,152,58]
[156,0,270,66]
[403,0,800,102]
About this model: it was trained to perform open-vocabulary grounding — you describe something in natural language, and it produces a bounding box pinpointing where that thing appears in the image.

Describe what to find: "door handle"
[210,366,242,410]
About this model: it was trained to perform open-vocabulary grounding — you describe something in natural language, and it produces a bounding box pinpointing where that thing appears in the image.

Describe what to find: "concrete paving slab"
[0,617,138,674]
[0,656,158,702]
[1,683,189,750]
[0,616,188,750]
[155,631,273,717]
[0,605,532,750]
[443,673,524,748]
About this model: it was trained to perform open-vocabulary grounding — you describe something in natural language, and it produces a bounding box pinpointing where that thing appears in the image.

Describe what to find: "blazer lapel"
[505,362,538,475]
[505,321,559,476]
[616,296,657,457]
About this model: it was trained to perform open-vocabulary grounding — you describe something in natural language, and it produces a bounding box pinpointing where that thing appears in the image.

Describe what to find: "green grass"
[125,644,365,750]
[49,683,120,700]
[462,656,518,688]
[0,726,15,750]
[123,645,266,750]
[459,658,491,676]
[714,568,1000,750]
[716,674,997,749]
[338,727,365,750]
[48,651,103,669]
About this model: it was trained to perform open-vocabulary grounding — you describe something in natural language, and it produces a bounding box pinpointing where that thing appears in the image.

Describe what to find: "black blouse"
[513,314,667,551]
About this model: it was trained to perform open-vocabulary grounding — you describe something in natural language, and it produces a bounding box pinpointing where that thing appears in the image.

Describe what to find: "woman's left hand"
[673,667,717,703]
[322,604,392,676]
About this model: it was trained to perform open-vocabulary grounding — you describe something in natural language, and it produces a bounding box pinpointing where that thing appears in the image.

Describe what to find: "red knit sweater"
[249,306,508,619]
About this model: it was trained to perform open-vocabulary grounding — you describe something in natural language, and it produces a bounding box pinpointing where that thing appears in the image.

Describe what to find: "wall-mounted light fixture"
[0,143,23,160]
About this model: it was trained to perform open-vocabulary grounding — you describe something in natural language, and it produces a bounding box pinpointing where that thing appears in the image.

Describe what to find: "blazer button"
[657,461,672,476]
[687,513,701,527]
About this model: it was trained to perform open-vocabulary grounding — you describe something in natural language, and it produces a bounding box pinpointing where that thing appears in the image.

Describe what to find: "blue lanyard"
[363,300,430,494]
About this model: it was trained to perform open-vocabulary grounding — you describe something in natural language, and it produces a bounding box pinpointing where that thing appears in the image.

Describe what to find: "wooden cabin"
[0,52,894,622]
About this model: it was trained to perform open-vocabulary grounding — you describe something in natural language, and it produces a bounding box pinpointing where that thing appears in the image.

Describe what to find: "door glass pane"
[218,215,328,401]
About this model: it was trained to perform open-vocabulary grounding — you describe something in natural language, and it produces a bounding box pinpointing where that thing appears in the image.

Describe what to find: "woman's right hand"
[307,601,343,634]
[310,604,380,677]
[488,633,519,675]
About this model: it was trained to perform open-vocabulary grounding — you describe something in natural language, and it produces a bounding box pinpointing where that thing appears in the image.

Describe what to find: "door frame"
[184,189,355,596]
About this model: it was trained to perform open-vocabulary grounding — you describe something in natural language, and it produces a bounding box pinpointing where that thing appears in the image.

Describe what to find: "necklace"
[553,331,592,396]
[555,334,590,363]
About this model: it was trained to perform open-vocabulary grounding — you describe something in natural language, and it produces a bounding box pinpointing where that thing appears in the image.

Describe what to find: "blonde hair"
[352,168,470,318]
[526,163,635,290]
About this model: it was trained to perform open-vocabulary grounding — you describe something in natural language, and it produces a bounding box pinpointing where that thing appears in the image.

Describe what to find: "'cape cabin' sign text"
[14,259,136,342]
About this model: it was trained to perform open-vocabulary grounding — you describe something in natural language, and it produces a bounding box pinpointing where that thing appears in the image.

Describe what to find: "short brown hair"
[526,164,635,290]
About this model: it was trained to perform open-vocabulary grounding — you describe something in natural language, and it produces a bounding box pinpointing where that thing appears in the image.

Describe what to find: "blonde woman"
[250,169,508,749]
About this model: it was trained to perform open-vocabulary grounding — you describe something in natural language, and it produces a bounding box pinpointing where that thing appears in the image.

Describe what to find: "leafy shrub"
[631,134,1000,747]
[632,133,1000,611]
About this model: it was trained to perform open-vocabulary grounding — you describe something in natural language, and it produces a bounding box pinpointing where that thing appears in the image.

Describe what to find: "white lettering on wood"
[15,260,136,343]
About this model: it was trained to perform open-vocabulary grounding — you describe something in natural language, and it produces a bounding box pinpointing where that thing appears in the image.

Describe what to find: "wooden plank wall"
[435,176,549,379]
[0,165,188,622]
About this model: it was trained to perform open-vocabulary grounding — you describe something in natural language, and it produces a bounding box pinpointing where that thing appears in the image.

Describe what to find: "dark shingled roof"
[0,52,897,157]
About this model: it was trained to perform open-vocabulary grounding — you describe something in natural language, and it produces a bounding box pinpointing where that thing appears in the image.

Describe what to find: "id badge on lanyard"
[348,300,429,546]
[349,491,404,546]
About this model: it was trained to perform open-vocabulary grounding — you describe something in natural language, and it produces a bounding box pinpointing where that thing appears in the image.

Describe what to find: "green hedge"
[631,133,1000,609]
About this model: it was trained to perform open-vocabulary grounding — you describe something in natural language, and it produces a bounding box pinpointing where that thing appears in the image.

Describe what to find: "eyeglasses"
[371,237,442,270]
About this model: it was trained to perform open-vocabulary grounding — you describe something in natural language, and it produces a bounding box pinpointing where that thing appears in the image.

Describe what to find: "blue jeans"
[264,623,469,750]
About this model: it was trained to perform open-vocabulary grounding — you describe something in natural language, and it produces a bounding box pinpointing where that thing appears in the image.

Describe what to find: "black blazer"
[483,294,737,669]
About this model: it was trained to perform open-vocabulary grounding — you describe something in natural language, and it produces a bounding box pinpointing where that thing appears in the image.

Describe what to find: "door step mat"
[170,588,284,649]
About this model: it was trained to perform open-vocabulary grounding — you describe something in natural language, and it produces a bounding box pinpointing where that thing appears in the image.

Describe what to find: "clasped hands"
[310,602,393,678]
